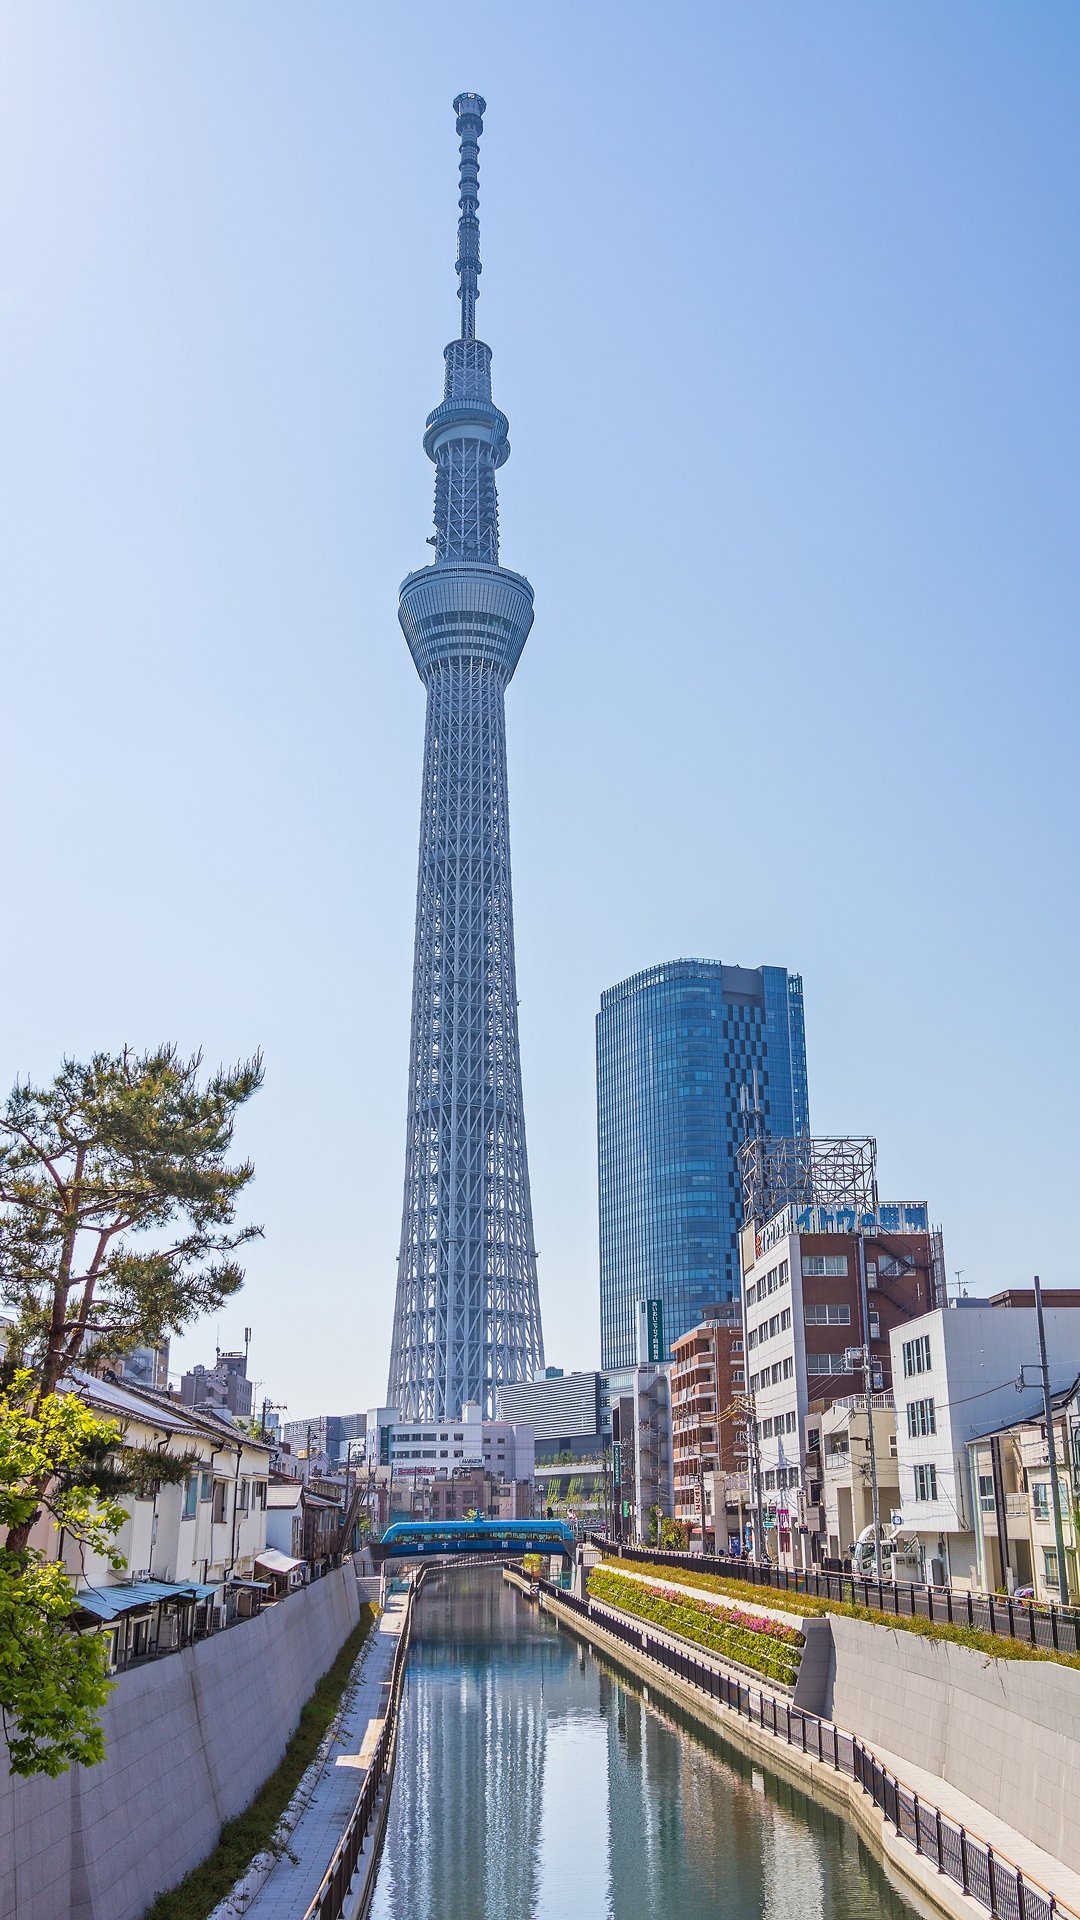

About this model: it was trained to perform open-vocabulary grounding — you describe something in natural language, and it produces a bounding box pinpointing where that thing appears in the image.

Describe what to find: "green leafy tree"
[0,1371,130,1775]
[0,1045,263,1536]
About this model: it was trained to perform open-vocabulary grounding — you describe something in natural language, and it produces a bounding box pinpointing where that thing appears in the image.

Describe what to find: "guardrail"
[303,1571,422,1920]
[595,1538,1080,1656]
[538,1577,1077,1920]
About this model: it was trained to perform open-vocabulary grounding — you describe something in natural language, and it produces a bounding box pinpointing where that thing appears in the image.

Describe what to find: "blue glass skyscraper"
[597,960,810,1369]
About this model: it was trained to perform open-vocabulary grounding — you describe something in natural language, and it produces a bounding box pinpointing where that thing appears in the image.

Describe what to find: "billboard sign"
[637,1297,666,1364]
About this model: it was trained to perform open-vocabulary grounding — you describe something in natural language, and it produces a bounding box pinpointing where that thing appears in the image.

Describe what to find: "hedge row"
[587,1567,803,1686]
[600,1554,1080,1673]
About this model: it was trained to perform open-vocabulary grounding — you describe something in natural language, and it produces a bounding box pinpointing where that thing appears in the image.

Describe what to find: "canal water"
[368,1568,925,1920]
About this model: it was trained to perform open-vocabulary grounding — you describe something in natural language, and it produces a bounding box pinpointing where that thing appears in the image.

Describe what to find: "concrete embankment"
[0,1566,361,1920]
[507,1570,1080,1920]
[597,1560,1080,1877]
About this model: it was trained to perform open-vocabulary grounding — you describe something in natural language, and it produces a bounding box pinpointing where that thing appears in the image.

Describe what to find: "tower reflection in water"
[368,1570,919,1920]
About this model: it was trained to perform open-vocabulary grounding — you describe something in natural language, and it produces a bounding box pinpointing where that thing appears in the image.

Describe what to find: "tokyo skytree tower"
[387,94,544,1420]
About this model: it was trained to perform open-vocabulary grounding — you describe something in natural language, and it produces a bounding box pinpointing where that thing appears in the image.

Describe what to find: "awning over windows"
[255,1549,306,1575]
[74,1579,210,1622]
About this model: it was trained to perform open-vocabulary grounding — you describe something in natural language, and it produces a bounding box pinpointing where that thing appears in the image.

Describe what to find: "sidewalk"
[866,1740,1080,1917]
[220,1585,409,1920]
[607,1563,807,1631]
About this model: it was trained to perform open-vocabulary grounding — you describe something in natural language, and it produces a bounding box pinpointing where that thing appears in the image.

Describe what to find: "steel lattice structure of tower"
[387,94,544,1421]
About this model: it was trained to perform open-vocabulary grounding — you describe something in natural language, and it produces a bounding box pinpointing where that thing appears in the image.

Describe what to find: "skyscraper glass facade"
[597,960,810,1369]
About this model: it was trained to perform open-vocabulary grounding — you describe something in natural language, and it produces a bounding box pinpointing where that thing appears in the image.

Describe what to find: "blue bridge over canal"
[372,1519,576,1565]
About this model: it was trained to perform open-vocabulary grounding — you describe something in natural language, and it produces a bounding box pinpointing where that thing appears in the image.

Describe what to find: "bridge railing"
[539,1577,1078,1920]
[303,1569,422,1920]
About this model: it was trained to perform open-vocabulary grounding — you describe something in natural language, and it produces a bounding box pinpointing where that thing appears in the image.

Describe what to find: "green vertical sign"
[646,1297,665,1363]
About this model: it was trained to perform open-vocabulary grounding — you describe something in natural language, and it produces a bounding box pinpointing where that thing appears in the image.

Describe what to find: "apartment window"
[868,1312,880,1338]
[200,1472,212,1501]
[978,1474,995,1515]
[1032,1482,1051,1521]
[783,1357,793,1379]
[212,1480,229,1524]
[786,1412,797,1433]
[913,1463,938,1502]
[183,1477,198,1520]
[806,1354,848,1375]
[802,1255,848,1277]
[254,1481,267,1509]
[866,1263,878,1290]
[804,1304,851,1326]
[764,1471,776,1490]
[1044,1548,1060,1591]
[745,1285,756,1307]
[237,1479,249,1511]
[733,1369,745,1384]
[906,1398,936,1438]
[732,1339,743,1353]
[902,1335,931,1378]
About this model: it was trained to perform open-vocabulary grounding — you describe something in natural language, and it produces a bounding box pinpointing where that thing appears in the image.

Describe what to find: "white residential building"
[889,1294,1080,1588]
[29,1372,273,1668]
[740,1200,936,1569]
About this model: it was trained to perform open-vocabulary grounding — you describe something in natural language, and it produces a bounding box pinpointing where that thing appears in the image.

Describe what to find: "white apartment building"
[890,1294,1080,1588]
[366,1401,535,1485]
[740,1200,935,1569]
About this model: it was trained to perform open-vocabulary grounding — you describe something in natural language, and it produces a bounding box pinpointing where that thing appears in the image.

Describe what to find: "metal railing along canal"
[598,1539,1080,1657]
[535,1576,1078,1920]
[303,1573,421,1920]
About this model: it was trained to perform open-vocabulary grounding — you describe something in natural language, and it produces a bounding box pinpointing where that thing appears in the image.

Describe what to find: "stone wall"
[0,1567,361,1920]
[820,1614,1080,1873]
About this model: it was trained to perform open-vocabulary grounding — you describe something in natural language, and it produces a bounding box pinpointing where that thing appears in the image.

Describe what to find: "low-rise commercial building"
[803,1393,900,1566]
[366,1401,535,1491]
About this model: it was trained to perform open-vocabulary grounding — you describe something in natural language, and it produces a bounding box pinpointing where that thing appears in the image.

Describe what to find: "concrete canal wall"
[819,1613,1080,1876]
[0,1566,361,1920]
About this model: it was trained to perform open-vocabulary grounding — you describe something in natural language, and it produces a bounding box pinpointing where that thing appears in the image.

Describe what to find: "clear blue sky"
[2,4,1077,1418]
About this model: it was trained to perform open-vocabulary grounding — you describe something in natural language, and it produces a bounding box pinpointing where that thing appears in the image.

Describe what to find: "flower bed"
[586,1567,803,1686]
[598,1554,1080,1672]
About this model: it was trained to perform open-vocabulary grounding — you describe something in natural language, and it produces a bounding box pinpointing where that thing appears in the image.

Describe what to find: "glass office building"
[597,960,810,1368]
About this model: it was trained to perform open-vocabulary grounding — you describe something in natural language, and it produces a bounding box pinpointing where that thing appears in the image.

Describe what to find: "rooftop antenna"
[453,92,485,341]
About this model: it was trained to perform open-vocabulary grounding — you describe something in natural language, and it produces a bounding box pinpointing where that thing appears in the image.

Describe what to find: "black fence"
[597,1538,1080,1657]
[304,1571,422,1920]
[539,1578,1076,1920]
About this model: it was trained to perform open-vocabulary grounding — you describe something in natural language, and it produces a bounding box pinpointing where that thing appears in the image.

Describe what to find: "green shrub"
[600,1556,1080,1672]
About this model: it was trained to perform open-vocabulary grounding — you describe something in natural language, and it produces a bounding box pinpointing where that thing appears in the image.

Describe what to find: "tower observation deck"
[387,95,545,1420]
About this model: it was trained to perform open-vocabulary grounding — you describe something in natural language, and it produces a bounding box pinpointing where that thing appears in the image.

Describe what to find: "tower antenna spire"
[453,92,486,341]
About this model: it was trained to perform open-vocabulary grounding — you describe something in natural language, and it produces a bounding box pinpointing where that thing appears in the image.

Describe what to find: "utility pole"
[855,1234,883,1580]
[1034,1274,1071,1604]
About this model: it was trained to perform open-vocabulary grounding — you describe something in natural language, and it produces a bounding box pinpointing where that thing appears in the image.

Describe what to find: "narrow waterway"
[368,1568,926,1920]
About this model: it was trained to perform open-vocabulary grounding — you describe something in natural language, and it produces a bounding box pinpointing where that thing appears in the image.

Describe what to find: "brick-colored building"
[670,1306,746,1547]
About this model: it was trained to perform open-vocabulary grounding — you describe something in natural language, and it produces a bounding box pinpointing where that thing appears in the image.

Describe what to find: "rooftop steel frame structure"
[739,1135,879,1226]
[387,96,544,1421]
